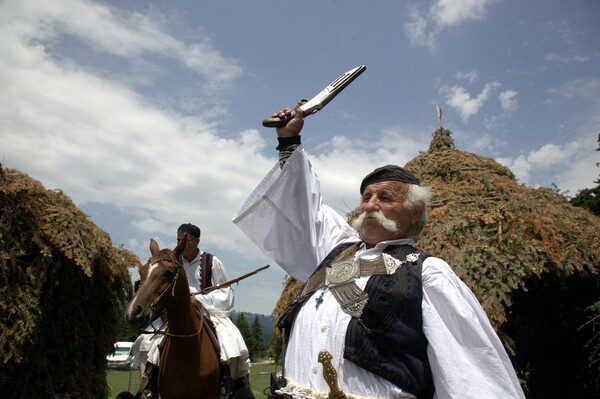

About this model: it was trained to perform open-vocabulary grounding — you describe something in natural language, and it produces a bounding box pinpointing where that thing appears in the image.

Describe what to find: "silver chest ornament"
[313,247,421,319]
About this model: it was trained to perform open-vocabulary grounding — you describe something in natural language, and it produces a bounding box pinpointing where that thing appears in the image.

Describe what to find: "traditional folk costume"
[233,144,524,398]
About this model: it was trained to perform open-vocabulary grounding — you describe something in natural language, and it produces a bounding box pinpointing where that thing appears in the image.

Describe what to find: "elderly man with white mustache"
[233,102,525,399]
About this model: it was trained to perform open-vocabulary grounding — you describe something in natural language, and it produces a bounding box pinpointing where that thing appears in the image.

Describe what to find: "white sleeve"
[232,147,358,282]
[131,335,143,368]
[194,255,234,315]
[422,257,525,399]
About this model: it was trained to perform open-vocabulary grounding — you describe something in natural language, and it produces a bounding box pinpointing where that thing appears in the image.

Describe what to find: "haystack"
[270,127,599,397]
[0,165,140,398]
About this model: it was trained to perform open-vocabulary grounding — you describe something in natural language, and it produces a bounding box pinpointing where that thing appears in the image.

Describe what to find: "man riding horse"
[137,223,254,399]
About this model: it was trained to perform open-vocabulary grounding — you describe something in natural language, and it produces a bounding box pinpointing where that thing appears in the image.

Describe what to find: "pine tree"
[251,315,265,358]
[570,185,600,216]
[235,312,256,359]
[236,312,252,339]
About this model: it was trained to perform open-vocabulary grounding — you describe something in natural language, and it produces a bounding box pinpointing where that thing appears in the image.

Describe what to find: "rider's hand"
[274,100,305,138]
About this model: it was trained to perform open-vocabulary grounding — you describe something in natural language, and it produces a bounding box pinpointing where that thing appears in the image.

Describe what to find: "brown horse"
[125,236,221,399]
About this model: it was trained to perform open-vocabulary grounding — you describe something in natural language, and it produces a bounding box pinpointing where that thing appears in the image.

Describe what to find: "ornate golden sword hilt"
[318,350,346,399]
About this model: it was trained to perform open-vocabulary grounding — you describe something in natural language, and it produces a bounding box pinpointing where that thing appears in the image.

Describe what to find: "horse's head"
[125,236,188,324]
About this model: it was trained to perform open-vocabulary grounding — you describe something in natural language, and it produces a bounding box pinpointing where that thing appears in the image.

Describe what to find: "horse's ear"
[174,234,187,258]
[149,239,160,257]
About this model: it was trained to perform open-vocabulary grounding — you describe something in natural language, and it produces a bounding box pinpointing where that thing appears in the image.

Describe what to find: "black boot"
[135,362,159,399]
[232,375,255,399]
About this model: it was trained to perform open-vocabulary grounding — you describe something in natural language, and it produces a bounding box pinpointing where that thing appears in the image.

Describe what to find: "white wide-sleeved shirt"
[183,250,233,316]
[183,250,250,365]
[233,147,525,399]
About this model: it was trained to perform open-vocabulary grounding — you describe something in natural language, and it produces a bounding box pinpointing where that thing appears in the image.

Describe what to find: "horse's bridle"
[149,256,182,315]
[145,255,207,339]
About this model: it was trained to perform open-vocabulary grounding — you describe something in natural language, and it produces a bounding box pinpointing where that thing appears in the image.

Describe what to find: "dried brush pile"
[270,128,599,397]
[410,128,598,328]
[411,129,599,396]
[0,166,139,399]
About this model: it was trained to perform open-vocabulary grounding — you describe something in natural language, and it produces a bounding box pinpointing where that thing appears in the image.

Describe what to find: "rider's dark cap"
[178,223,201,239]
[360,164,421,194]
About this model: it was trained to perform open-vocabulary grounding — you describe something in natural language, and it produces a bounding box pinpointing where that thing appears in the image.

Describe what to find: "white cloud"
[497,153,531,182]
[528,142,580,168]
[0,0,259,259]
[405,0,494,49]
[548,78,600,99]
[431,0,493,29]
[483,114,502,130]
[543,21,575,45]
[404,6,437,51]
[309,125,432,211]
[455,71,479,84]
[0,0,242,95]
[441,81,501,121]
[498,90,518,112]
[545,53,590,64]
[497,138,598,195]
[463,131,506,153]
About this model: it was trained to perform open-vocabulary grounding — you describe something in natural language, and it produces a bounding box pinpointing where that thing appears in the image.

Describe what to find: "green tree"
[568,134,600,393]
[251,315,265,358]
[235,312,255,359]
[236,312,252,339]
[116,309,140,342]
[570,185,600,216]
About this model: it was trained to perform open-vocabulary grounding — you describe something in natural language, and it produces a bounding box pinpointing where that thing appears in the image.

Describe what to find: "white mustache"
[351,211,398,233]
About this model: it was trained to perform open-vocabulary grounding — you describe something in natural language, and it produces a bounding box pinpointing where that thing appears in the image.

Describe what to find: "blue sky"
[1,0,598,315]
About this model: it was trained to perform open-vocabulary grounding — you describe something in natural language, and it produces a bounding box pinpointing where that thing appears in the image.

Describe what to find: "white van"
[107,341,134,369]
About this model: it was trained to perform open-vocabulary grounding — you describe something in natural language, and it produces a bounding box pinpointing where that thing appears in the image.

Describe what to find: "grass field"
[106,361,281,399]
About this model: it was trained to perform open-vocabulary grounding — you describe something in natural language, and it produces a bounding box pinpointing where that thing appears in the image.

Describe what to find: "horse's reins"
[144,256,207,339]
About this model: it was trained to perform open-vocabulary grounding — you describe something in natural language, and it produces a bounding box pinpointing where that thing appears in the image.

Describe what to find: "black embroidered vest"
[279,242,434,398]
[200,252,213,291]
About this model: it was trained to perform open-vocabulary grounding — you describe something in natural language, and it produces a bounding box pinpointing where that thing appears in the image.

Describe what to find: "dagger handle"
[318,350,346,399]
[262,112,295,128]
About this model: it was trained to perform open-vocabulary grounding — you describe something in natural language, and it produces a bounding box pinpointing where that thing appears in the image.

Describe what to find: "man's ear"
[174,234,187,258]
[410,203,425,224]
